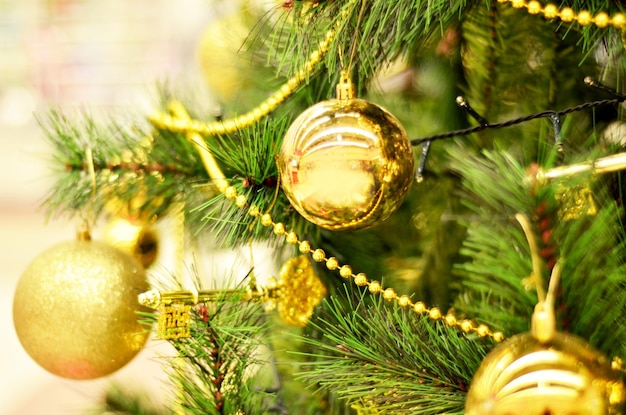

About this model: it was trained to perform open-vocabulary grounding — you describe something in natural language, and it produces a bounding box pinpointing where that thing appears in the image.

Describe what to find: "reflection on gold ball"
[104,217,159,269]
[13,239,150,379]
[465,332,625,415]
[277,98,414,230]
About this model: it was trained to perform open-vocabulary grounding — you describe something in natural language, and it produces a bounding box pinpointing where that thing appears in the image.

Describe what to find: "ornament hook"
[515,213,546,301]
[531,259,563,343]
[415,140,432,183]
[550,113,564,153]
[516,213,564,343]
[77,147,97,241]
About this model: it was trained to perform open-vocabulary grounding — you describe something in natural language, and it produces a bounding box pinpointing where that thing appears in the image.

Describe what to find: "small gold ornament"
[103,217,159,268]
[198,1,286,104]
[198,9,253,103]
[277,72,415,230]
[275,255,327,327]
[555,183,598,221]
[13,233,150,379]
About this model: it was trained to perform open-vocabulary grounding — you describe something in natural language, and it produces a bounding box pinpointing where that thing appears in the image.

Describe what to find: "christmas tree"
[12,0,626,413]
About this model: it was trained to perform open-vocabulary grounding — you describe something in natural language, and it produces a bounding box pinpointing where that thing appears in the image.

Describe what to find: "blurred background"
[0,1,217,413]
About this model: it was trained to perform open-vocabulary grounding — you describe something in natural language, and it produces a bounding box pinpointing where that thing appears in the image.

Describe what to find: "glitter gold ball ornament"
[277,73,415,230]
[465,331,626,415]
[13,235,150,379]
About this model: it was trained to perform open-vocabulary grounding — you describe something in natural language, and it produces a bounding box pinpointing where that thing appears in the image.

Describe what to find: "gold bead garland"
[498,0,626,30]
[216,181,506,342]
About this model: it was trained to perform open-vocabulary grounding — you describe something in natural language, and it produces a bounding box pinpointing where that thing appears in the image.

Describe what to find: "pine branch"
[450,144,626,360]
[293,288,494,415]
[163,293,274,414]
[39,109,209,222]
[88,383,167,415]
[271,0,470,89]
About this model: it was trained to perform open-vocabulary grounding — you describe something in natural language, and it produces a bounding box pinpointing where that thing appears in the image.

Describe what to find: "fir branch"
[450,146,564,334]
[165,293,274,414]
[89,383,167,415]
[450,144,626,359]
[192,115,319,247]
[39,109,210,223]
[272,0,471,89]
[293,288,494,414]
[551,177,626,357]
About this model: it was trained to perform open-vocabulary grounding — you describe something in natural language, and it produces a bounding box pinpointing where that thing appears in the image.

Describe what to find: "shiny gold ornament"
[198,12,249,103]
[13,236,150,379]
[198,2,274,104]
[103,181,162,224]
[465,331,625,415]
[466,257,625,415]
[103,217,159,268]
[556,183,598,221]
[277,74,415,230]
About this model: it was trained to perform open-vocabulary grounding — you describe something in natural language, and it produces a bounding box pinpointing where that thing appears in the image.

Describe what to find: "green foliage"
[192,115,319,247]
[39,110,209,222]
[89,383,167,415]
[451,144,626,360]
[33,0,626,414]
[270,0,471,89]
[153,288,277,414]
[293,287,495,415]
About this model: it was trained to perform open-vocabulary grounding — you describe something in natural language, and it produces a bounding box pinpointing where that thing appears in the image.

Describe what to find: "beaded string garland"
[498,0,626,31]
[149,0,357,135]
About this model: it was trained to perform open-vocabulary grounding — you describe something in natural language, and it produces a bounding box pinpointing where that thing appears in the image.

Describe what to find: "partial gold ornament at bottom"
[465,331,625,415]
[277,98,415,231]
[13,238,151,379]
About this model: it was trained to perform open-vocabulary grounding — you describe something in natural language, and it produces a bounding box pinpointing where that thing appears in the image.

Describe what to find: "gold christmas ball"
[465,331,625,415]
[198,1,289,103]
[277,98,415,231]
[13,238,151,379]
[104,217,159,269]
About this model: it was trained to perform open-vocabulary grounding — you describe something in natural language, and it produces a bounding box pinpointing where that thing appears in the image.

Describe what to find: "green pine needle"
[292,287,494,414]
[450,144,626,360]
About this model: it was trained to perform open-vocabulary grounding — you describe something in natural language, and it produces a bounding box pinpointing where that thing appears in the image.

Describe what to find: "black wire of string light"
[410,78,626,181]
[411,97,626,146]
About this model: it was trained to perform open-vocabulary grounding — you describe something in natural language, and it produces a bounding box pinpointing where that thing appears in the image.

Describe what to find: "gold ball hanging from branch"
[277,75,415,231]
[13,237,151,379]
[465,331,626,415]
